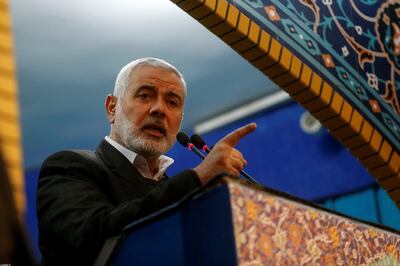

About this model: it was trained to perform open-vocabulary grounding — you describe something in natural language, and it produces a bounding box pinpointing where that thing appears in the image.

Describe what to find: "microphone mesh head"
[190,134,206,149]
[176,132,190,147]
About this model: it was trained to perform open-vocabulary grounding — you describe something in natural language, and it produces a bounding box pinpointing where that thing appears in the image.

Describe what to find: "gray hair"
[113,57,187,98]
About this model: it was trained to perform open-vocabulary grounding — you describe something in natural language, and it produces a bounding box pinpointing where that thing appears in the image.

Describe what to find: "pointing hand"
[193,123,257,184]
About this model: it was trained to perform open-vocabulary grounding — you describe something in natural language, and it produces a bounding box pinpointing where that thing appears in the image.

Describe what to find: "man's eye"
[138,94,150,100]
[168,100,178,107]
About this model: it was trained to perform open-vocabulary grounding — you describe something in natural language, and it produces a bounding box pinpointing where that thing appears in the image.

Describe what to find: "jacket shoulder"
[44,149,98,161]
[40,149,105,172]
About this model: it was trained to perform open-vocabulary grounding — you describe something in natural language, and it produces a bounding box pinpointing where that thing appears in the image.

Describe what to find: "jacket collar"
[95,139,153,183]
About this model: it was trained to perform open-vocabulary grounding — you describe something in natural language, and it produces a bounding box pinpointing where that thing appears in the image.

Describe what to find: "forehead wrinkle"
[135,77,184,96]
[128,65,186,96]
[147,75,180,86]
[142,77,185,96]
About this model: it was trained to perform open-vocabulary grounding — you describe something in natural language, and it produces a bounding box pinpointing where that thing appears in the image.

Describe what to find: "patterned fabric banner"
[228,179,400,265]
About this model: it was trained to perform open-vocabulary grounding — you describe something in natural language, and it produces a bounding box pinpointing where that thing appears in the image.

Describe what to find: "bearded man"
[36,58,256,265]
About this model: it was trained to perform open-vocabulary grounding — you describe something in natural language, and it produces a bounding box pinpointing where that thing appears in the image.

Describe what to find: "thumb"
[221,123,257,147]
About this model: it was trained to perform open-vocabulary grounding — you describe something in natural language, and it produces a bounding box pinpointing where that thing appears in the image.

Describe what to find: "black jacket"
[36,140,201,265]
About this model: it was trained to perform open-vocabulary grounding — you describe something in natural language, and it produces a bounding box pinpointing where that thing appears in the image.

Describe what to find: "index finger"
[221,123,257,147]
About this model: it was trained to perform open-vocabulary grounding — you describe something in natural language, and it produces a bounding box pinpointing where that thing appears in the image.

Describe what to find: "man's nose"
[149,98,166,117]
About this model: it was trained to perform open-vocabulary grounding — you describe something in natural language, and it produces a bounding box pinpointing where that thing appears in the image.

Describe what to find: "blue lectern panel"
[110,185,237,265]
[112,210,185,266]
[181,185,237,266]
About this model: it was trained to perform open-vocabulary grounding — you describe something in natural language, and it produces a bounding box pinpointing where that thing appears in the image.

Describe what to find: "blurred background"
[8,0,400,262]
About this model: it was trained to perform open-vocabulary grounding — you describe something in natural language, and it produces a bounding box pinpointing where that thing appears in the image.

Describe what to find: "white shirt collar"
[105,136,174,181]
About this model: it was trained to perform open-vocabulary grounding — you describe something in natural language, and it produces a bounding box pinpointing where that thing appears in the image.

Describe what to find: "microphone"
[190,134,210,152]
[190,134,259,184]
[176,132,205,159]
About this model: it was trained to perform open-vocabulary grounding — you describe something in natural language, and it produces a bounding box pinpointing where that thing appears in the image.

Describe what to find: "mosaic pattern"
[230,0,400,152]
[228,181,400,265]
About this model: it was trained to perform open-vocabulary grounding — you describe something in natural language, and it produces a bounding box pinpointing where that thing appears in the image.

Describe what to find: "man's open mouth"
[142,124,166,137]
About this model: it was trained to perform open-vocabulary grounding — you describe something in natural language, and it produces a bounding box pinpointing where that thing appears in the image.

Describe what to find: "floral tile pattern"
[229,0,400,154]
[228,181,400,265]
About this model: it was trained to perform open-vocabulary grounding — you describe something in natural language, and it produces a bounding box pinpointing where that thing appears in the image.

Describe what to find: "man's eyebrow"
[135,84,183,101]
[136,84,157,92]
[165,90,183,101]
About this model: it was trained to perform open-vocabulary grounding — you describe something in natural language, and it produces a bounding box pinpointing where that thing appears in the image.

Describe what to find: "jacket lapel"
[95,139,148,184]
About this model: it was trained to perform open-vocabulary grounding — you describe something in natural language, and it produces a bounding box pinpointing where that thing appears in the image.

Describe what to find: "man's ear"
[105,94,117,124]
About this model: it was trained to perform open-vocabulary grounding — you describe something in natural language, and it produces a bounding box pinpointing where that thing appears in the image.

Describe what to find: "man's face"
[111,65,185,158]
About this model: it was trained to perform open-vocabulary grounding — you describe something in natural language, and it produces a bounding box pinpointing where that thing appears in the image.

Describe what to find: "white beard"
[113,103,174,158]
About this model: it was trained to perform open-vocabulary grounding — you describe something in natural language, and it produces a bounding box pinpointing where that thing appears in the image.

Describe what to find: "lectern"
[96,177,400,265]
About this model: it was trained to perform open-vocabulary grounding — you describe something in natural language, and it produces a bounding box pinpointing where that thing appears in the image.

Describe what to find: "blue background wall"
[173,103,375,201]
